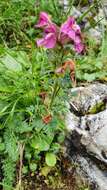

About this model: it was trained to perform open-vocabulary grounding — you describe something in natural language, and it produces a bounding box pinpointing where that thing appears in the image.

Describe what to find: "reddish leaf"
[42,114,52,124]
[55,60,76,86]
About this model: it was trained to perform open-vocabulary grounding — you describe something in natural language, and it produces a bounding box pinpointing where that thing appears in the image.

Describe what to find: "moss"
[87,101,106,114]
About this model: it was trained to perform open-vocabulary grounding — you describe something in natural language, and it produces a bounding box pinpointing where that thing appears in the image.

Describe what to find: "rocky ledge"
[66,83,107,190]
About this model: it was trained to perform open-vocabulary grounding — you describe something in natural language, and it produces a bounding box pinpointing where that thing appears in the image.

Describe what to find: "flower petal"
[44,23,57,33]
[36,33,56,48]
[74,35,81,44]
[60,17,75,34]
[74,42,84,53]
[35,12,51,28]
[72,24,81,34]
[60,17,82,45]
[59,32,70,44]
[67,30,76,41]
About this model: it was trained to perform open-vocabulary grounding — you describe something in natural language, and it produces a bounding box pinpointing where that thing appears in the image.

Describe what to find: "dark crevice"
[69,96,107,117]
[101,150,107,160]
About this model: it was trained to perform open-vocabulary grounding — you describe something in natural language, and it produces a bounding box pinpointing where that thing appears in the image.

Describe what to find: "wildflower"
[35,12,84,53]
[60,17,84,53]
[36,23,57,48]
[60,17,81,37]
[35,12,51,28]
[37,33,57,48]
[74,42,84,54]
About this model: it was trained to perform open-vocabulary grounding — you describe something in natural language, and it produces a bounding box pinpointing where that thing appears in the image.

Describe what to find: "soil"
[21,156,88,190]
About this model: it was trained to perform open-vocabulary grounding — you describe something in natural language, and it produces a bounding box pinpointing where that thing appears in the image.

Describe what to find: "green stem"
[65,0,75,18]
[52,0,59,17]
[84,17,104,32]
[77,0,100,24]
[50,46,64,109]
[50,80,60,109]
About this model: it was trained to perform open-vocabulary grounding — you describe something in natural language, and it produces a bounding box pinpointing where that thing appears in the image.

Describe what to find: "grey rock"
[71,6,82,18]
[68,83,107,116]
[74,155,107,190]
[88,28,102,43]
[66,83,107,189]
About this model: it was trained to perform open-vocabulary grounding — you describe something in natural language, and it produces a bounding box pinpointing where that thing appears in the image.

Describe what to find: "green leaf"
[33,119,45,132]
[95,61,103,69]
[0,54,22,72]
[0,78,13,93]
[77,1,100,23]
[0,124,4,130]
[51,143,60,153]
[0,101,11,114]
[0,143,5,151]
[45,152,56,167]
[41,166,51,176]
[84,73,96,82]
[57,132,65,143]
[31,134,50,151]
[29,163,37,172]
[25,152,31,160]
[22,166,28,174]
[19,122,33,133]
[15,51,30,68]
[4,127,19,161]
[15,120,33,134]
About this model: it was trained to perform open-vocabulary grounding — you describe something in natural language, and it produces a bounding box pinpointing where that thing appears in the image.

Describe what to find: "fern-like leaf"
[2,157,16,190]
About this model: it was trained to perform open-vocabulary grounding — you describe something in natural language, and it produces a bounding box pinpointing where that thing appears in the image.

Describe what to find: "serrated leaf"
[4,128,19,161]
[18,122,33,133]
[45,153,56,167]
[33,119,45,132]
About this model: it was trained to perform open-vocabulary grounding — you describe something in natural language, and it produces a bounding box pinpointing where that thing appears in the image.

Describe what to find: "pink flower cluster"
[35,12,84,53]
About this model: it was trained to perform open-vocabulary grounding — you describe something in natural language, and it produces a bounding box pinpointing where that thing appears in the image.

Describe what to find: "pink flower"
[35,12,51,28]
[35,12,85,53]
[60,17,84,53]
[36,22,58,48]
[35,12,58,48]
[60,17,80,40]
[37,33,57,48]
[44,23,57,34]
